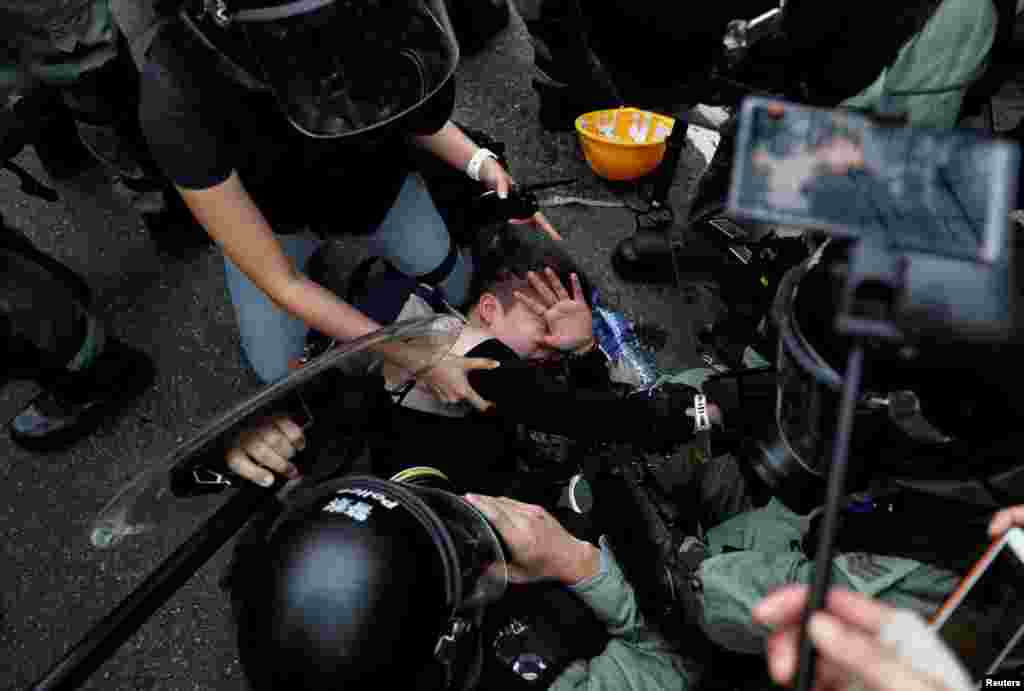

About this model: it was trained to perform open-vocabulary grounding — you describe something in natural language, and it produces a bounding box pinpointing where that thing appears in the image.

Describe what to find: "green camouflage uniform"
[656,370,964,656]
[696,488,961,654]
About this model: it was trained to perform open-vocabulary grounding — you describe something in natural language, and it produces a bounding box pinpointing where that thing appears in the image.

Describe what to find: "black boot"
[26,90,98,181]
[8,339,155,452]
[612,228,733,284]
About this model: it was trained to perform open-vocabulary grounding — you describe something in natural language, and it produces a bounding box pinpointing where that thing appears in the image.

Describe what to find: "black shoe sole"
[8,343,156,453]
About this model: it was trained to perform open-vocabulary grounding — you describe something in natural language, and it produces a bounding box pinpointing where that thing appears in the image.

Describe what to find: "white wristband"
[466,148,498,182]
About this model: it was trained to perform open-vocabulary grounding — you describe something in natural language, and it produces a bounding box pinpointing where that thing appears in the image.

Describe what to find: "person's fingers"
[260,425,298,462]
[460,357,502,372]
[766,626,849,689]
[481,159,510,199]
[570,273,584,302]
[513,289,548,316]
[765,627,800,686]
[226,448,276,488]
[807,612,934,691]
[755,585,888,638]
[493,495,544,514]
[463,385,494,413]
[545,267,571,301]
[526,270,560,306]
[496,171,511,200]
[243,439,296,477]
[990,505,1024,537]
[753,584,811,627]
[272,416,306,452]
[464,494,511,529]
[825,588,890,636]
[532,212,562,240]
[259,430,301,480]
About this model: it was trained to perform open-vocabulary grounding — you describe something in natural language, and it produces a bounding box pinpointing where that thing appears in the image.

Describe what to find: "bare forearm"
[179,175,382,344]
[265,274,452,378]
[275,275,381,341]
[411,120,480,171]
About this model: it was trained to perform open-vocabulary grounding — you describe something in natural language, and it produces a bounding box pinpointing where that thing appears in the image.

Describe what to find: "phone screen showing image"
[729,99,1018,263]
[938,539,1024,679]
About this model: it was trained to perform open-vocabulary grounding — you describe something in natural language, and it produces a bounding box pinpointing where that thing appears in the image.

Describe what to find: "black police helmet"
[233,473,507,690]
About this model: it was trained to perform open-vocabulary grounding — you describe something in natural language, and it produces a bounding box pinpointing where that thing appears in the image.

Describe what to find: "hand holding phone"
[754,585,974,691]
[990,506,1024,539]
[932,527,1024,682]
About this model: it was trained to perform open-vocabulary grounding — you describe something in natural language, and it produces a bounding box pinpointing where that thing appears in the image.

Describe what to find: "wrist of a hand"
[466,148,498,182]
[556,539,601,586]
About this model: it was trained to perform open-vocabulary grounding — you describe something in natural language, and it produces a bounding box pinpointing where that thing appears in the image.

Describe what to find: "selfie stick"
[794,238,909,691]
[795,344,865,691]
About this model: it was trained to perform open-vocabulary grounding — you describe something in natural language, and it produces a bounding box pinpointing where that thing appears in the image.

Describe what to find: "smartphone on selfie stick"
[728,96,1020,691]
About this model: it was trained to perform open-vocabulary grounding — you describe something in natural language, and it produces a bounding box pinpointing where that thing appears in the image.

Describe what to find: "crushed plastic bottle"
[592,302,659,391]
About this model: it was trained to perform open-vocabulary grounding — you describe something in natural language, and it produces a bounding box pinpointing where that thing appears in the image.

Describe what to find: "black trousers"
[0,220,91,388]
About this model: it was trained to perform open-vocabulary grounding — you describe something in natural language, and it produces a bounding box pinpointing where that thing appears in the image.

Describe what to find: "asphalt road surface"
[0,8,715,691]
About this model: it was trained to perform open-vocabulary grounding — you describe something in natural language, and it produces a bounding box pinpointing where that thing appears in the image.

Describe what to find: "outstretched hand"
[513,268,594,354]
[421,354,500,412]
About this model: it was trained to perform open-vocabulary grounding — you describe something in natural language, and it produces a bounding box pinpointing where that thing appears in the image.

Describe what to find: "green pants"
[694,490,961,654]
[652,371,962,656]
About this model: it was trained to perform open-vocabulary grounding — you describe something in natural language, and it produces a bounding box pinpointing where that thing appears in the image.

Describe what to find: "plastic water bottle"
[592,303,659,391]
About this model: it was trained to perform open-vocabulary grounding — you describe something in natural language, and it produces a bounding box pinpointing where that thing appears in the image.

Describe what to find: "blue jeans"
[224,172,471,384]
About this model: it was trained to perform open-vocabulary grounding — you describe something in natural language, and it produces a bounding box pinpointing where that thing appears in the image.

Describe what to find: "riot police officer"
[228,471,691,690]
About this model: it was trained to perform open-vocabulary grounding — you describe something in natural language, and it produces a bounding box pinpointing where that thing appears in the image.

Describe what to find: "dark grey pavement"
[0,9,716,691]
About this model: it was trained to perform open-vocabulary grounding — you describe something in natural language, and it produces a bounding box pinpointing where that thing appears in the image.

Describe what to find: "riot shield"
[29,316,463,691]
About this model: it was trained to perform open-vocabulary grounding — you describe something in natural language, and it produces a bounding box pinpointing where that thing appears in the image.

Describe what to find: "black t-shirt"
[138,20,454,235]
[369,338,695,492]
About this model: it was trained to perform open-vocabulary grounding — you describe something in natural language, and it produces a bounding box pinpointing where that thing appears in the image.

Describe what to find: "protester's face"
[486,292,556,361]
